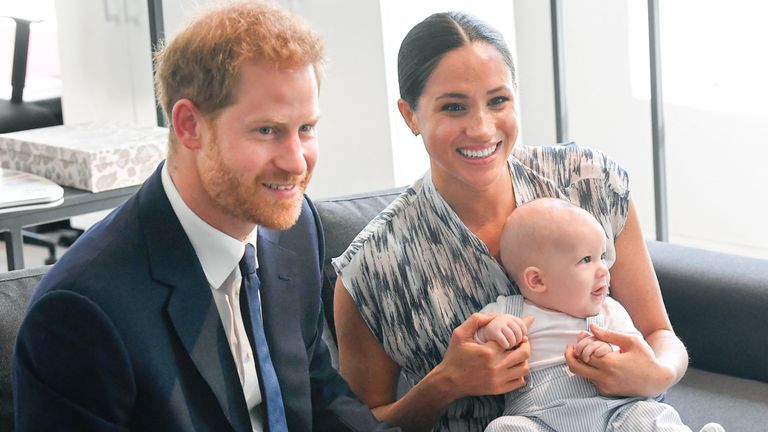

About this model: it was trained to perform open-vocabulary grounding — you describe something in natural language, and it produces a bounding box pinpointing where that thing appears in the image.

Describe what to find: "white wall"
[275,0,396,199]
[161,0,201,41]
[512,0,556,149]
[55,0,156,126]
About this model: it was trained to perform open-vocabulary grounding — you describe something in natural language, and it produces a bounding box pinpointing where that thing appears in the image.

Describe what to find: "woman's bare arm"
[335,278,531,431]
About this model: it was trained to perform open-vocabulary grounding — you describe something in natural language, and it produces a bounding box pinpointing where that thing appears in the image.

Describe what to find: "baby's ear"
[523,266,546,293]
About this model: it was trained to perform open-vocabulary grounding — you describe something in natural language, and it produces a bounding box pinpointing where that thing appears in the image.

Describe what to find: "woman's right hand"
[336,280,531,431]
[433,313,533,400]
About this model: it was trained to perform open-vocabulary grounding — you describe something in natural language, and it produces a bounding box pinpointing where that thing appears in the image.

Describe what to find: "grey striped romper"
[482,295,692,432]
[333,144,631,431]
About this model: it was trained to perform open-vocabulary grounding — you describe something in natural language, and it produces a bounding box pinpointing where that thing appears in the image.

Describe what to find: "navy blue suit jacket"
[13,163,392,431]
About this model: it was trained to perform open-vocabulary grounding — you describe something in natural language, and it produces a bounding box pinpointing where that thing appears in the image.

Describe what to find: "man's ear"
[523,266,547,294]
[397,98,419,135]
[171,98,205,150]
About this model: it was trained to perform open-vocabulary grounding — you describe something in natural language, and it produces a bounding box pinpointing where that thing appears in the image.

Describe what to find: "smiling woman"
[397,42,518,220]
[332,10,689,432]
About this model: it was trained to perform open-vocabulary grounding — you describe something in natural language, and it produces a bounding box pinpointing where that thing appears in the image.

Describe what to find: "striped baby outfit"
[482,295,692,432]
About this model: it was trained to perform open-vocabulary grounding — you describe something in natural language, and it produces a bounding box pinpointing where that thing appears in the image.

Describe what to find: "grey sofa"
[2,188,767,431]
[0,265,49,432]
[313,188,768,431]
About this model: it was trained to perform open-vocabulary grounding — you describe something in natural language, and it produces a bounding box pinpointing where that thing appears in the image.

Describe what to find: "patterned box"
[0,123,168,192]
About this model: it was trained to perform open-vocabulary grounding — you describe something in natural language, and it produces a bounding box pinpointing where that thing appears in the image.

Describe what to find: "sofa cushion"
[0,265,48,432]
[667,367,768,430]
[314,187,406,343]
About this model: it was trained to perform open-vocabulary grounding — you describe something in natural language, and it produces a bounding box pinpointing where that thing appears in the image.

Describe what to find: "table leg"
[2,229,26,270]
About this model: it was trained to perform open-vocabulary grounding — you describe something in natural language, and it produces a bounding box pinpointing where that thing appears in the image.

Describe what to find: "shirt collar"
[161,163,258,288]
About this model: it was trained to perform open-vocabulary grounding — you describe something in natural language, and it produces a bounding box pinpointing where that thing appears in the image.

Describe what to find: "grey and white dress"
[333,144,631,432]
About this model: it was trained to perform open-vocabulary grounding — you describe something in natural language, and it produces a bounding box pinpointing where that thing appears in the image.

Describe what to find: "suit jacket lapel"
[138,163,251,430]
[257,227,298,347]
[257,228,310,416]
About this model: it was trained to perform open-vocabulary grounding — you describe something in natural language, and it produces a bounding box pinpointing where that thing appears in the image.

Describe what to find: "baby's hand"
[475,314,532,350]
[572,330,614,363]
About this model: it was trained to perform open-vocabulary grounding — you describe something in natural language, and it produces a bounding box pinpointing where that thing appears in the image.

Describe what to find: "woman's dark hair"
[398,11,516,110]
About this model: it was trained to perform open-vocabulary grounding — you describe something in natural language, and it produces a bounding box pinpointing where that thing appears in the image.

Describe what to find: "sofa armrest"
[647,240,768,383]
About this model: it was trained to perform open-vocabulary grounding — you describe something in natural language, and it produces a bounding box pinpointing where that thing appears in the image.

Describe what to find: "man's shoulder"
[32,197,151,307]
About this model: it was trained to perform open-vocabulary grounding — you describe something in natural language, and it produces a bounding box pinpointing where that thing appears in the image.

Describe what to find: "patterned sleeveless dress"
[333,144,630,431]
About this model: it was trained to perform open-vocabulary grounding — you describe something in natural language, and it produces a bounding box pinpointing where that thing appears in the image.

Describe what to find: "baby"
[476,198,723,432]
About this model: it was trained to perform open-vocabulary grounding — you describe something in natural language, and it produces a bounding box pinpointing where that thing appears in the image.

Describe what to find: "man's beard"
[197,135,311,230]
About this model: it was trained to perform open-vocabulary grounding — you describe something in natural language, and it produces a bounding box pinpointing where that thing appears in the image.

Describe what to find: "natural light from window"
[627,0,768,258]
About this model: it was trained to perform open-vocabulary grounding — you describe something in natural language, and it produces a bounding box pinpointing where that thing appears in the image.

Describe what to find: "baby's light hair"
[500,198,602,286]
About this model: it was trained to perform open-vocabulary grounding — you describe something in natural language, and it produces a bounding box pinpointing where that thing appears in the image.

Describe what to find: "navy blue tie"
[239,244,287,432]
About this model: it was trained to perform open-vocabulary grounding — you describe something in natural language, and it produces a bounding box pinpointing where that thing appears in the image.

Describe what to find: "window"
[554,0,768,259]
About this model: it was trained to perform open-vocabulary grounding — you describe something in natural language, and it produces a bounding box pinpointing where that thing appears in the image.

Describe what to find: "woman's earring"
[413,130,420,137]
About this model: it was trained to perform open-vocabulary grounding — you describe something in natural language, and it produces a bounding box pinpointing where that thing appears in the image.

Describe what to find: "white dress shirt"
[161,164,264,432]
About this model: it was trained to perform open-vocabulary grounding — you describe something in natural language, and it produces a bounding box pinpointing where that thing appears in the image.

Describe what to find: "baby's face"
[538,219,611,318]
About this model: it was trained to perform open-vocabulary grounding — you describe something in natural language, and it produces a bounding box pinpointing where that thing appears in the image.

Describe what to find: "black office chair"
[1,16,67,265]
[0,16,62,133]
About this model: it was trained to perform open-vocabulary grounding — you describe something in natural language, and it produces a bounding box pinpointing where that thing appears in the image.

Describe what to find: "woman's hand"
[338,282,533,431]
[432,313,533,401]
[565,324,676,398]
[572,330,614,363]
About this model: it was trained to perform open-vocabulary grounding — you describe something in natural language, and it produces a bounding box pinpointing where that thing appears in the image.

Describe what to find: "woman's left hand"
[564,323,676,398]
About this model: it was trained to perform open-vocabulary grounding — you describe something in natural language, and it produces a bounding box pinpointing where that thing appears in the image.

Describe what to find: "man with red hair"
[13,2,394,431]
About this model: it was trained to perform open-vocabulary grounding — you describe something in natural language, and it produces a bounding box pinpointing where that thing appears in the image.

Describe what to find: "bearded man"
[12,2,395,431]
